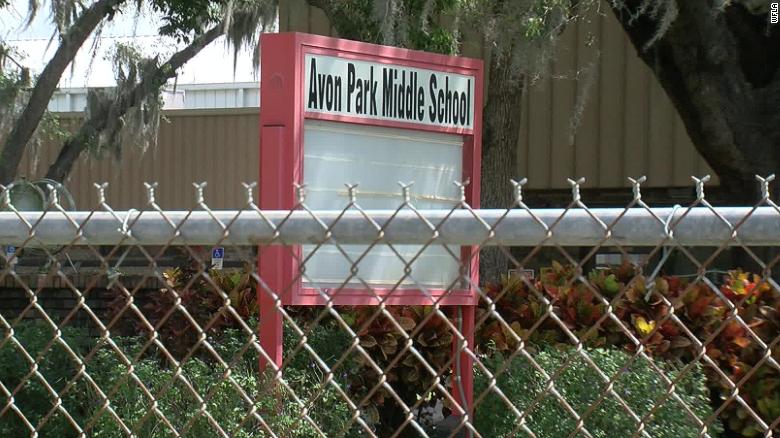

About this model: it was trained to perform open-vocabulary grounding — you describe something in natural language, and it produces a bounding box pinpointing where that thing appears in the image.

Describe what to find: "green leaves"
[151,0,224,42]
[481,263,780,436]
[474,347,721,437]
[312,0,458,54]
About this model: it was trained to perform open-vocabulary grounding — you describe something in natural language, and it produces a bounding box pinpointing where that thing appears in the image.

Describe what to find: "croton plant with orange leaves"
[477,262,780,436]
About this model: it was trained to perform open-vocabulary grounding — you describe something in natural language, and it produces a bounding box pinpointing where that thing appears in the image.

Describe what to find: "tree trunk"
[479,49,526,281]
[609,0,780,202]
[0,0,126,185]
[44,24,224,183]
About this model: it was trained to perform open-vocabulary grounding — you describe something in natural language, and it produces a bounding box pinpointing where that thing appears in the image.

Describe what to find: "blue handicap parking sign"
[212,247,224,259]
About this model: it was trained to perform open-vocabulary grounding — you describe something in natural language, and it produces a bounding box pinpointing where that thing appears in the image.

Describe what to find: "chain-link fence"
[1,176,780,437]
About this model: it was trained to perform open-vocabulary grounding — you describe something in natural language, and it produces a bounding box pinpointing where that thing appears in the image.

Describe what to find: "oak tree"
[610,0,780,200]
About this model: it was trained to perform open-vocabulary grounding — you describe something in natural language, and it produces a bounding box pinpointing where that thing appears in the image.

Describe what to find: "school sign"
[258,34,483,409]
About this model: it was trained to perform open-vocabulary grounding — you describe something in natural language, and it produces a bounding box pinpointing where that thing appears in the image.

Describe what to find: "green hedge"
[0,321,360,437]
[474,348,721,437]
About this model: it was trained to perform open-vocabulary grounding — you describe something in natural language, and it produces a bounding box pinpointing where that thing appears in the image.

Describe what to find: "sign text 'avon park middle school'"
[304,53,475,130]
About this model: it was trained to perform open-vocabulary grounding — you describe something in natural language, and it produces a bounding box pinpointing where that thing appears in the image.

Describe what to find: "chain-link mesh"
[1,176,779,437]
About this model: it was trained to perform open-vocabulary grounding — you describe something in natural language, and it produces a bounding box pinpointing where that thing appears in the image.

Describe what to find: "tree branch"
[44,23,225,183]
[0,0,126,185]
[304,0,336,17]
[609,0,780,200]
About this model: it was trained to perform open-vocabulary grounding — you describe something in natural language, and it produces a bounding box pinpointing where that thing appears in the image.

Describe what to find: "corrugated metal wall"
[279,0,716,190]
[18,110,260,210]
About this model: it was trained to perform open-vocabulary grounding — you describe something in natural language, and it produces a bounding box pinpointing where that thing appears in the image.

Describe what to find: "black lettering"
[336,76,342,111]
[452,91,459,123]
[355,78,363,114]
[347,63,355,112]
[325,75,334,110]
[437,88,444,123]
[370,67,378,115]
[417,87,425,121]
[405,71,414,119]
[317,74,326,109]
[445,77,452,124]
[362,79,370,114]
[396,70,404,118]
[467,79,471,126]
[428,76,437,122]
[383,68,393,117]
[459,93,466,125]
[307,59,318,109]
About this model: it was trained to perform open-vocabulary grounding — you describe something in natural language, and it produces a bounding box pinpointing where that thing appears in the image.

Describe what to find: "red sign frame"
[259,32,484,307]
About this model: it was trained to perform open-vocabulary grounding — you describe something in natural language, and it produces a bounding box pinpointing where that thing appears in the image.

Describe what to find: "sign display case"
[259,32,483,307]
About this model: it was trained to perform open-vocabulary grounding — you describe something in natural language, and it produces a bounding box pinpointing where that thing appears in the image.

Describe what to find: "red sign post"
[258,32,483,414]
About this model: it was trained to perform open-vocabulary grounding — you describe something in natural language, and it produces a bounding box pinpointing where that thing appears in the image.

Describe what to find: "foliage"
[0,67,29,143]
[24,0,87,34]
[151,0,228,42]
[339,305,454,432]
[0,319,357,437]
[106,260,257,359]
[313,0,596,67]
[0,45,67,167]
[309,0,459,54]
[460,0,578,44]
[474,347,720,437]
[281,319,364,436]
[478,262,780,436]
[150,0,277,47]
[104,255,780,435]
[85,326,356,437]
[0,321,93,436]
[81,42,163,160]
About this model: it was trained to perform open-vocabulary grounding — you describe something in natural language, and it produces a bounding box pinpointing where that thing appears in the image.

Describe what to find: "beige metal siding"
[281,2,716,189]
[18,110,260,210]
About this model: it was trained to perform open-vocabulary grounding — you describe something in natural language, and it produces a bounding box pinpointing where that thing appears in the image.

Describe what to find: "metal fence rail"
[5,206,780,246]
[0,177,778,437]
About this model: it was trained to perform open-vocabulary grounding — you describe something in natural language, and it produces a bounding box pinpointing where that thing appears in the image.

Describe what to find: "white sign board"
[304,54,475,130]
[302,120,463,289]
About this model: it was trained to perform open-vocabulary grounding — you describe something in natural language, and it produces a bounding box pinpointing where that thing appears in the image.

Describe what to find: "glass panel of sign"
[302,120,463,289]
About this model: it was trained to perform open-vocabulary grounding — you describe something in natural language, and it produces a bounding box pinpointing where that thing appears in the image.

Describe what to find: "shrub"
[85,347,346,437]
[339,305,454,433]
[0,320,360,437]
[287,305,457,434]
[474,347,721,438]
[106,262,257,360]
[0,321,93,436]
[95,256,780,436]
[478,264,780,436]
